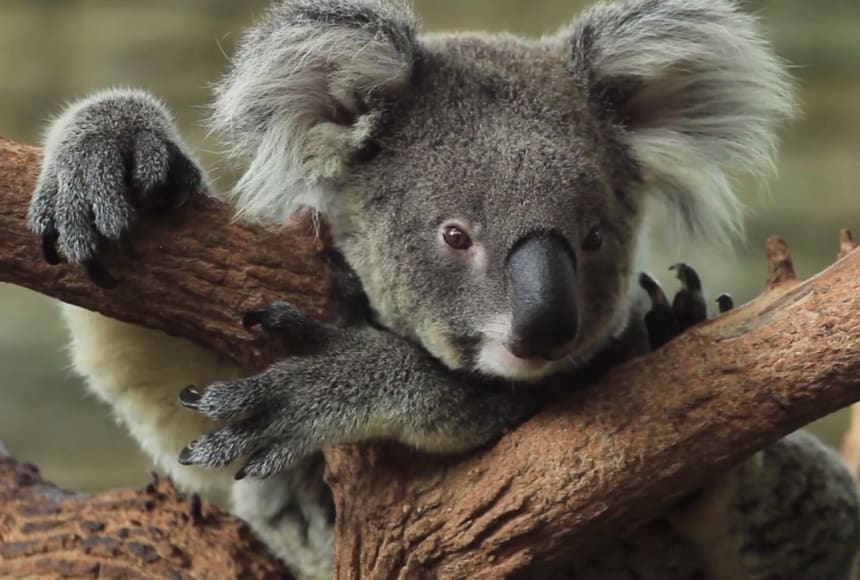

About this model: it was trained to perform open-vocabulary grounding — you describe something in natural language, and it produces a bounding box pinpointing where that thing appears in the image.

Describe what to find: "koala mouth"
[475,338,573,382]
[474,232,580,381]
[472,316,574,382]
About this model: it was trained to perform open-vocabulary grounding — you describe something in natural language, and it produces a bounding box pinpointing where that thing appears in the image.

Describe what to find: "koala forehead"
[349,33,638,249]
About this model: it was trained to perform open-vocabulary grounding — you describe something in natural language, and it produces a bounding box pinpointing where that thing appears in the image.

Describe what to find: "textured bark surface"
[0,443,288,579]
[0,137,331,371]
[839,230,860,481]
[1,135,859,577]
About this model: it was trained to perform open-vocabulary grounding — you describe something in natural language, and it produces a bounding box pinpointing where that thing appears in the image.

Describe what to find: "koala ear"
[211,0,418,223]
[569,0,796,243]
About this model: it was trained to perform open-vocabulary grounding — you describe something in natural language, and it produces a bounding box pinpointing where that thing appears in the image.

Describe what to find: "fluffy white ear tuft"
[570,0,797,243]
[211,0,418,224]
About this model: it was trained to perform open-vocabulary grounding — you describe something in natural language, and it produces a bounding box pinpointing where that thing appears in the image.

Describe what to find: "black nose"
[506,233,578,360]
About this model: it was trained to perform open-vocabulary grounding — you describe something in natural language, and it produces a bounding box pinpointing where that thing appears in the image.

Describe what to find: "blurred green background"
[0,1,857,492]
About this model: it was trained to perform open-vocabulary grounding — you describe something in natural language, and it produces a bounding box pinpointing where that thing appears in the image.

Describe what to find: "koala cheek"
[578,267,628,343]
[415,320,468,371]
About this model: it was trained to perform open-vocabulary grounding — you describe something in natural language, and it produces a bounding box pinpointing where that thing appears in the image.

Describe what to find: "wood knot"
[765,235,797,291]
[839,229,857,260]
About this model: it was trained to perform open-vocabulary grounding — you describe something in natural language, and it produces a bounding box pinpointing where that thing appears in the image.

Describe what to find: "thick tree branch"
[1,136,859,576]
[0,137,331,370]
[0,442,288,579]
[839,230,860,480]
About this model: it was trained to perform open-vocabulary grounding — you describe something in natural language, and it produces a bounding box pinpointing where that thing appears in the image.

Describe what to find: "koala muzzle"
[506,233,578,360]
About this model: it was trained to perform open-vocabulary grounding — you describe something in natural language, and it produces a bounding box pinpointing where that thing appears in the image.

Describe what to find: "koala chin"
[28,0,860,579]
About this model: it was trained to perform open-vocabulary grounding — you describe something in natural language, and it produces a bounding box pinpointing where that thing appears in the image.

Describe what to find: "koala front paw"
[639,262,733,350]
[27,89,205,287]
[178,375,312,480]
[243,301,334,343]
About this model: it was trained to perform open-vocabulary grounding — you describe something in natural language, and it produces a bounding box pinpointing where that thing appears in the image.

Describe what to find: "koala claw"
[41,229,63,265]
[177,444,196,466]
[177,358,333,477]
[180,405,309,476]
[242,301,333,345]
[716,293,735,313]
[641,263,724,350]
[639,272,678,350]
[27,90,205,288]
[670,263,707,332]
[241,307,278,330]
[179,378,273,421]
[178,385,203,408]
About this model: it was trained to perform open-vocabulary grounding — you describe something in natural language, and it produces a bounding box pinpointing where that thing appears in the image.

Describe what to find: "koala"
[27,0,860,579]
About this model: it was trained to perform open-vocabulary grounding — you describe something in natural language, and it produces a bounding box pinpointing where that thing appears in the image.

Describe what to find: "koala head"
[212,0,794,381]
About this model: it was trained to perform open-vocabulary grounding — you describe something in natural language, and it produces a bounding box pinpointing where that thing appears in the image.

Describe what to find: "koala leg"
[666,432,860,580]
[231,454,335,580]
[733,432,859,579]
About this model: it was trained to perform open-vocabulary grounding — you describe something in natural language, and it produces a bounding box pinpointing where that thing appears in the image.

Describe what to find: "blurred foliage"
[0,0,857,491]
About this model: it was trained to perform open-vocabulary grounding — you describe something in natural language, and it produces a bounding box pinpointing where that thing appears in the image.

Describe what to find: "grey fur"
[28,88,206,265]
[730,433,860,579]
[28,1,859,579]
[181,302,532,475]
[567,0,796,243]
[231,456,335,580]
[211,0,418,223]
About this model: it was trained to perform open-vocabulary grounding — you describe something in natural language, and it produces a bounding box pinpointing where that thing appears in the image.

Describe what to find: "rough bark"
[1,136,859,577]
[0,442,288,579]
[839,230,860,481]
[0,137,331,371]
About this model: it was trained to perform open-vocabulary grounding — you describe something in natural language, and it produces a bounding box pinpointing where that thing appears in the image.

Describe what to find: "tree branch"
[0,137,331,370]
[839,230,860,481]
[0,442,288,579]
[1,136,859,577]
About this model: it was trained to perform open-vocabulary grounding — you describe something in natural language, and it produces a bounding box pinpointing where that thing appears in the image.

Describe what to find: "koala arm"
[178,301,535,479]
[30,88,241,492]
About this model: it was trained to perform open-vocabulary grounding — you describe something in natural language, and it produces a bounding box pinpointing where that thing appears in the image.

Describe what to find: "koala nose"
[506,233,578,360]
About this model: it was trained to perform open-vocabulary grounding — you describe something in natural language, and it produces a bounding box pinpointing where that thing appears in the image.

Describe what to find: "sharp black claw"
[242,309,268,330]
[641,272,679,350]
[639,272,669,307]
[163,142,201,209]
[234,464,249,481]
[41,231,62,265]
[179,386,203,408]
[188,493,204,525]
[83,259,120,289]
[178,445,195,466]
[671,263,707,332]
[669,263,703,292]
[716,293,735,313]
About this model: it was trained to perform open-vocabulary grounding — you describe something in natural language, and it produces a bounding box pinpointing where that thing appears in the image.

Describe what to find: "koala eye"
[582,225,604,253]
[443,225,473,250]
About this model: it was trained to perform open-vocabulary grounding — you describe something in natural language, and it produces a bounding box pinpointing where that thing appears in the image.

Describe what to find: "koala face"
[337,37,644,380]
[212,0,794,382]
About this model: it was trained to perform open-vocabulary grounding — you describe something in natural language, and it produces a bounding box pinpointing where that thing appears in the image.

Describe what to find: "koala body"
[28,0,860,578]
